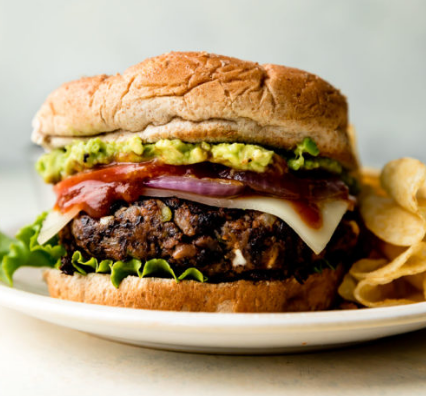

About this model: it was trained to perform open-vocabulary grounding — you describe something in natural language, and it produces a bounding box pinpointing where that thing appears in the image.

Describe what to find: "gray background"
[1,0,425,170]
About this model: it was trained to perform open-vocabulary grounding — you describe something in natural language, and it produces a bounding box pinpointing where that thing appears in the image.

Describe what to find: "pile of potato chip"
[339,158,426,307]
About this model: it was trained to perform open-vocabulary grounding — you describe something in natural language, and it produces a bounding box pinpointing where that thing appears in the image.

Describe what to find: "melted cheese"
[38,189,349,254]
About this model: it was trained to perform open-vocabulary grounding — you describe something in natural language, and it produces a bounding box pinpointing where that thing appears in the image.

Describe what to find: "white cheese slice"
[37,188,349,255]
[37,206,80,245]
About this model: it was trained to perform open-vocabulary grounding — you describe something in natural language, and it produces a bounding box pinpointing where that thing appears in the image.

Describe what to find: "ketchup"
[54,163,170,218]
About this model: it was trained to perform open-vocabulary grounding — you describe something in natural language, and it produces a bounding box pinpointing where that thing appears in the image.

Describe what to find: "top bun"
[32,52,356,169]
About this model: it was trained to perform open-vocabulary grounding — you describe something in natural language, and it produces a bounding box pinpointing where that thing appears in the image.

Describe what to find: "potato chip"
[404,273,426,291]
[355,279,425,307]
[338,273,358,303]
[360,194,425,246]
[339,242,426,307]
[357,243,426,282]
[337,258,386,303]
[380,158,426,215]
[347,125,361,170]
[379,241,407,261]
[360,167,382,194]
[349,258,388,281]
[339,159,426,307]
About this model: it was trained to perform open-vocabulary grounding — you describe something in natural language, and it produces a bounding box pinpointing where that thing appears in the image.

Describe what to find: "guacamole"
[36,138,275,183]
[36,136,346,184]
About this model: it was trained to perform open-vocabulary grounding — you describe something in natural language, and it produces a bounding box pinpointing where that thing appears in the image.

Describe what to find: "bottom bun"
[43,266,344,313]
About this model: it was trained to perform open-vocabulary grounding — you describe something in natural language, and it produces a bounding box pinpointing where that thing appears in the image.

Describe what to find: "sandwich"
[1,52,362,312]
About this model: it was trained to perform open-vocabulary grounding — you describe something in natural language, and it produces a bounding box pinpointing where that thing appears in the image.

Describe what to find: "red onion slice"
[144,176,245,197]
[218,169,349,201]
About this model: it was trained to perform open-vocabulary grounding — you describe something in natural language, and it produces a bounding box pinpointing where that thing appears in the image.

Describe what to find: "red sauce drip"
[55,180,142,218]
[54,163,172,217]
[289,201,323,229]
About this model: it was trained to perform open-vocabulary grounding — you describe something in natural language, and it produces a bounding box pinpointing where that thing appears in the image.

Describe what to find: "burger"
[2,52,362,312]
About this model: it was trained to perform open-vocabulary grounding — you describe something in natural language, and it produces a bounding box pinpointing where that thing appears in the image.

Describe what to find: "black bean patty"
[59,197,360,282]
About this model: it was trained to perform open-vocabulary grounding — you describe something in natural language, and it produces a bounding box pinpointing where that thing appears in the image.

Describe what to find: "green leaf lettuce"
[0,214,207,287]
[0,212,65,285]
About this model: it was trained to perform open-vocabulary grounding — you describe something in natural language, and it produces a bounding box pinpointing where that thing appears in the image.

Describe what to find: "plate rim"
[1,269,426,332]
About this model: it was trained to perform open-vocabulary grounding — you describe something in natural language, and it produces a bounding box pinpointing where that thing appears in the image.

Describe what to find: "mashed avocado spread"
[36,137,345,184]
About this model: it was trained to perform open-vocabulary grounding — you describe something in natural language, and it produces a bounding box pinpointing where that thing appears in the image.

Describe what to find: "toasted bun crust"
[33,52,356,169]
[43,266,343,312]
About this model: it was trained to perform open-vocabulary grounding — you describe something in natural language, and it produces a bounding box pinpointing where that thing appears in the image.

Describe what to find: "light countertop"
[1,169,426,396]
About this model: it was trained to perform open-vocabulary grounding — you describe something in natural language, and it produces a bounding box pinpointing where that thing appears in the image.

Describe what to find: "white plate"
[1,267,426,354]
